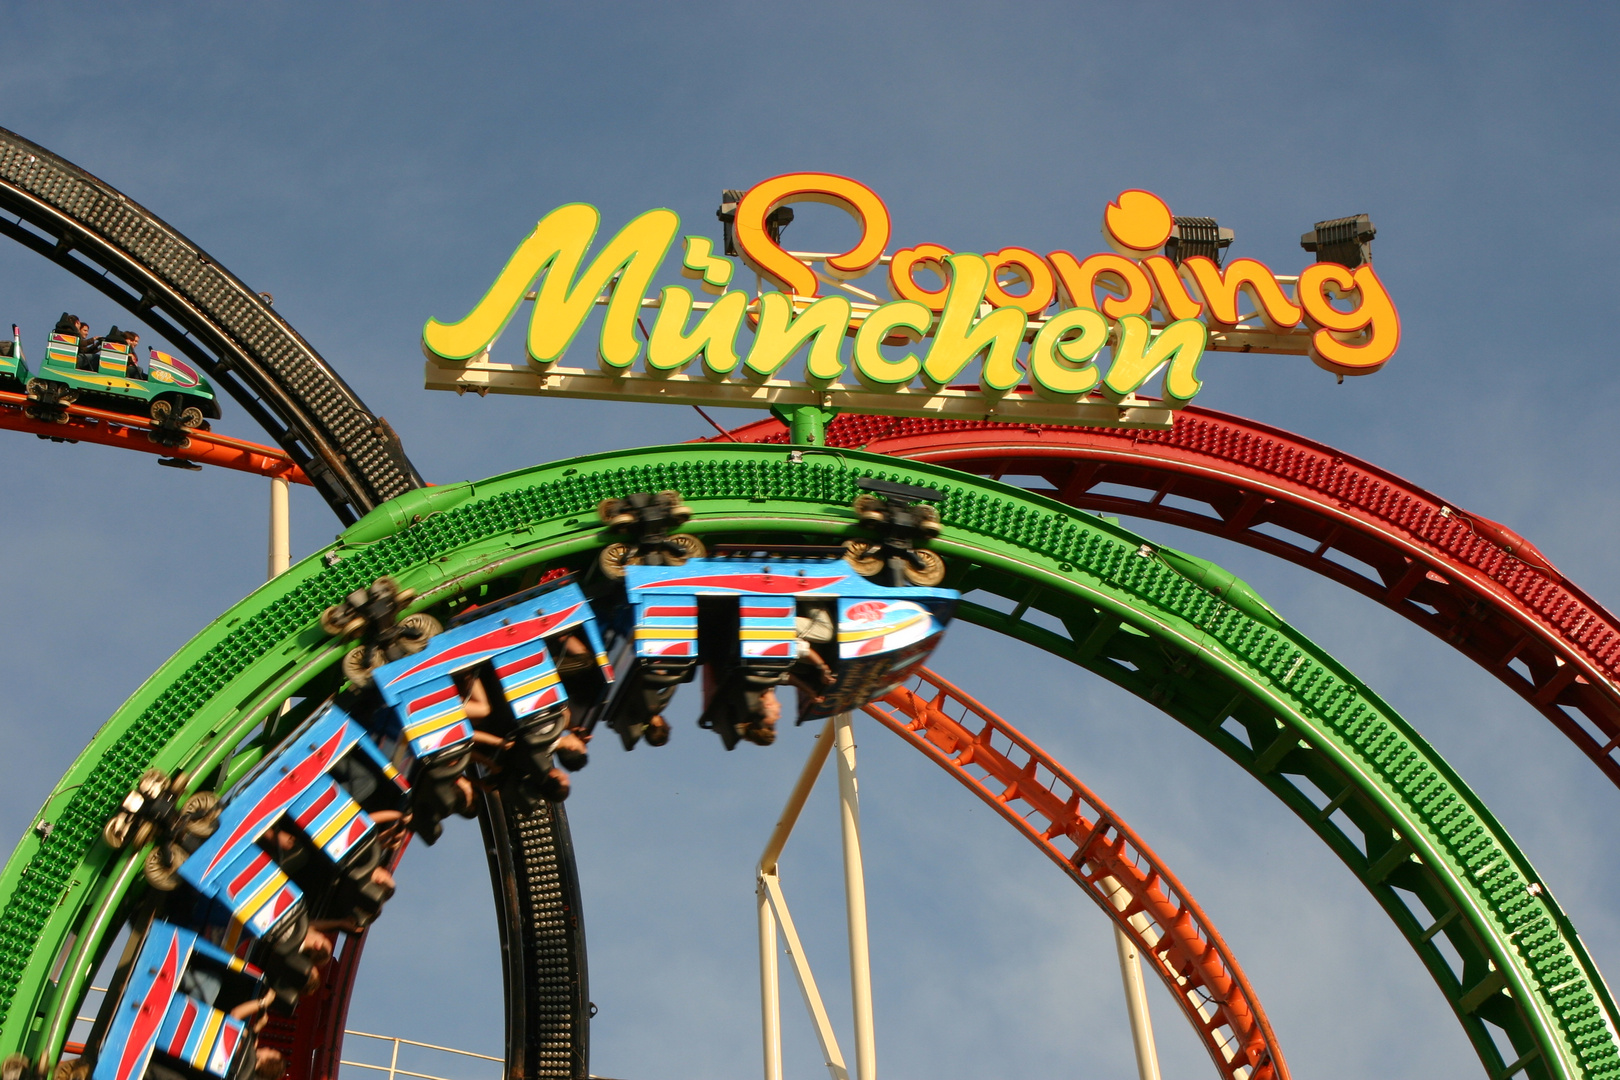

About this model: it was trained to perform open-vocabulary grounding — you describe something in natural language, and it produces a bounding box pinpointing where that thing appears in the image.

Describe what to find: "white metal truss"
[754,712,1165,1080]
[756,713,875,1080]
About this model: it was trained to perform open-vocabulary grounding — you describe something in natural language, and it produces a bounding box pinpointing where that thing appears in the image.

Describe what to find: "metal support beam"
[760,719,837,877]
[758,719,842,1080]
[269,475,291,580]
[757,882,783,1080]
[761,873,851,1080]
[1114,926,1163,1080]
[834,712,877,1080]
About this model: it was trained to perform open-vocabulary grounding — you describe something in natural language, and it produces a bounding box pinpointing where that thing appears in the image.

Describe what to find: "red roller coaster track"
[719,407,1620,790]
[38,394,1616,1080]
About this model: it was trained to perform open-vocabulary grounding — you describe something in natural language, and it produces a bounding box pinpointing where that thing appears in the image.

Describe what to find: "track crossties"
[725,410,1620,792]
[0,445,1605,1080]
[0,126,420,522]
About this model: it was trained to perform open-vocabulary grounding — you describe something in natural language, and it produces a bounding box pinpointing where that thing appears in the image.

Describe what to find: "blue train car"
[174,704,407,991]
[89,920,270,1080]
[605,545,958,749]
[368,575,613,830]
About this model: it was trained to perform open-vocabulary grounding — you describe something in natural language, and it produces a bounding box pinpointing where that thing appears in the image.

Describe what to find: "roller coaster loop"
[721,410,1620,793]
[1,443,1612,1080]
[866,669,1286,1080]
[0,390,309,483]
[0,126,581,1080]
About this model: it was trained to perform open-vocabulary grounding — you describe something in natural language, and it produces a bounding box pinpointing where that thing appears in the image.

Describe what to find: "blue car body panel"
[178,706,406,952]
[620,553,957,718]
[92,921,264,1080]
[371,579,612,765]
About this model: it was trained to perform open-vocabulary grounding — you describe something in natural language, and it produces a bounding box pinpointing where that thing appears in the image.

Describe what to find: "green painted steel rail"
[0,443,1613,1080]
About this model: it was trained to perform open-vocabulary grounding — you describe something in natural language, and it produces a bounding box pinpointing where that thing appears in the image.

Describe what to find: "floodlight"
[1163,217,1235,267]
[765,205,794,244]
[718,188,794,256]
[1300,214,1376,268]
[717,189,743,255]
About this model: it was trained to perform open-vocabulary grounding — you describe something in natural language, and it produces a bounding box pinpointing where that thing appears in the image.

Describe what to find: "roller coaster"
[0,122,1616,1080]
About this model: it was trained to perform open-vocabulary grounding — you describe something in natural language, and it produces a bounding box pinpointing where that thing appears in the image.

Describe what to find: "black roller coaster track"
[0,125,415,524]
[0,127,588,1080]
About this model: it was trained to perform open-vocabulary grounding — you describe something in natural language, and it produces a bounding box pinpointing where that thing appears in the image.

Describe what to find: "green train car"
[0,325,24,392]
[7,325,220,427]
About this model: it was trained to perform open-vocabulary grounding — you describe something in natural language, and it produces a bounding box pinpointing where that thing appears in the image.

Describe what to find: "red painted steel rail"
[0,390,310,483]
[721,408,1620,791]
[866,668,1284,1080]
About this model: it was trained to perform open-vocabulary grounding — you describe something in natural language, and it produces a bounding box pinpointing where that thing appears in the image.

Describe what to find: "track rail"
[0,126,420,523]
[721,410,1620,791]
[0,390,310,483]
[304,665,1294,1080]
[866,669,1286,1080]
[0,129,583,1080]
[0,444,1607,1080]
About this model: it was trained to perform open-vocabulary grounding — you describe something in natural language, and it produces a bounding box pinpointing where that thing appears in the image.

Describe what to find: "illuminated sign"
[422,174,1399,429]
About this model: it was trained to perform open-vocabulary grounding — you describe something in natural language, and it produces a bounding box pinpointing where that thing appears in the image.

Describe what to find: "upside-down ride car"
[596,481,960,750]
[367,575,613,837]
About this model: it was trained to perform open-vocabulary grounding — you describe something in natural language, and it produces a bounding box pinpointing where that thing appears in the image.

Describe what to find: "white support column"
[1115,926,1162,1080]
[833,711,876,1080]
[758,879,783,1080]
[759,720,838,1080]
[762,873,850,1080]
[268,475,290,580]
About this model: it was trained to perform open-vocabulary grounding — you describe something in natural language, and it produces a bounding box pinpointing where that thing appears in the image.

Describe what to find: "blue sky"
[2,3,1618,1078]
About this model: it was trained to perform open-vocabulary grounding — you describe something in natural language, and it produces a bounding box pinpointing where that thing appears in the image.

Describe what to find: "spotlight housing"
[1164,216,1234,267]
[1300,214,1377,268]
[717,188,794,257]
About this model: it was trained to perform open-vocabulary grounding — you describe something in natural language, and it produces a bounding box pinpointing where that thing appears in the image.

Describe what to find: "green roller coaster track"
[0,443,1614,1080]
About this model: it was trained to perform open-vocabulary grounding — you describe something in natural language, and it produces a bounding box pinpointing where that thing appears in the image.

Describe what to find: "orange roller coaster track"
[287,666,1291,1080]
[0,390,309,483]
[865,668,1284,1080]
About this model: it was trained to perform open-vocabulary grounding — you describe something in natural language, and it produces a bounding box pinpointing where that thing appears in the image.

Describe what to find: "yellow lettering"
[680,236,734,295]
[420,203,677,371]
[1103,315,1208,406]
[744,293,852,381]
[922,254,1028,390]
[647,287,749,376]
[851,300,933,388]
[1029,306,1109,398]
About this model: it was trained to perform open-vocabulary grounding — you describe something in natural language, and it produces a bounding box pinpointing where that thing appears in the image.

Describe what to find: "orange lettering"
[1298,263,1400,376]
[889,244,954,312]
[1179,257,1302,330]
[982,247,1055,314]
[1142,256,1203,321]
[1047,252,1153,319]
[734,173,890,298]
